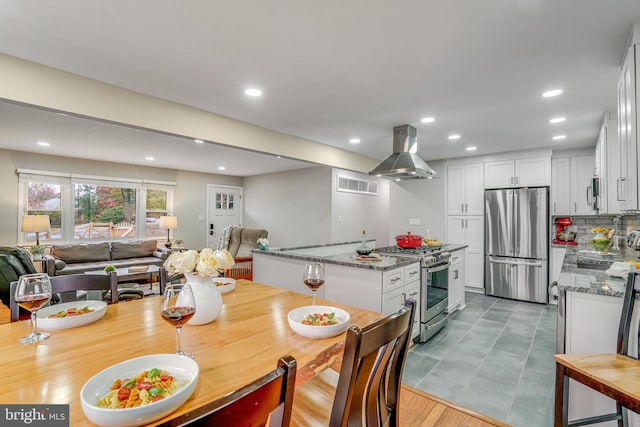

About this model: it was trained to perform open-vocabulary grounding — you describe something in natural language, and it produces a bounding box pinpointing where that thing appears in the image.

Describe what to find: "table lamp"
[21,215,51,245]
[159,216,177,248]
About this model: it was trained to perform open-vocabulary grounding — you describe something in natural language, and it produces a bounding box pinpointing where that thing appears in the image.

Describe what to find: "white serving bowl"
[211,277,236,294]
[80,354,199,427]
[37,301,107,330]
[287,305,350,338]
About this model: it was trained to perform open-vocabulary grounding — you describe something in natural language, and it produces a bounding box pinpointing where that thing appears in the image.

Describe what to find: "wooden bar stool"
[554,272,640,426]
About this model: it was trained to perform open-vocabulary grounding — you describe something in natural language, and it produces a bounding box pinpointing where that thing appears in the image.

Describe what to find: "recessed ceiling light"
[427,176,433,179]
[420,117,435,123]
[448,134,461,140]
[466,146,477,151]
[194,139,204,144]
[244,88,262,97]
[276,155,282,159]
[552,135,567,140]
[349,138,361,144]
[395,178,401,182]
[542,89,563,98]
[145,156,154,161]
[549,117,566,124]
[218,166,226,171]
[37,141,50,147]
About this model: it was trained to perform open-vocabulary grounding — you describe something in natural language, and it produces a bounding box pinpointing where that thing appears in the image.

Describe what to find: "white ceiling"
[0,1,639,176]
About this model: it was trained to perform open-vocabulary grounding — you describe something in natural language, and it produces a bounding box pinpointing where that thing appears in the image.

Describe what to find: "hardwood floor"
[400,385,511,427]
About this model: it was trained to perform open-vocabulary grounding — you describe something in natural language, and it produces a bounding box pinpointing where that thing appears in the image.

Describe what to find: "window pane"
[74,184,137,239]
[145,189,168,236]
[26,182,62,242]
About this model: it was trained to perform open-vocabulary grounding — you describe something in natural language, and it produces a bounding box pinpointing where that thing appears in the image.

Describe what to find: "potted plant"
[29,244,45,260]
[174,239,184,247]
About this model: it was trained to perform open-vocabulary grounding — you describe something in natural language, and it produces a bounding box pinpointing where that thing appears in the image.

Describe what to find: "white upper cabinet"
[570,155,596,215]
[447,163,484,215]
[616,43,639,210]
[551,155,596,216]
[484,157,551,188]
[595,112,619,214]
[551,158,571,215]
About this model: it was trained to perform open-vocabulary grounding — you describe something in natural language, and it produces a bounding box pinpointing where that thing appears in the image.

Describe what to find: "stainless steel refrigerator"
[485,187,549,303]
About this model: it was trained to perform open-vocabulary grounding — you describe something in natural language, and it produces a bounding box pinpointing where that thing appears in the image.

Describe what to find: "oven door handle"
[426,262,451,273]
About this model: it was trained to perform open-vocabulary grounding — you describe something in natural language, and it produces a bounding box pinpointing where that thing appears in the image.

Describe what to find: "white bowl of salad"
[80,354,199,426]
[287,305,350,338]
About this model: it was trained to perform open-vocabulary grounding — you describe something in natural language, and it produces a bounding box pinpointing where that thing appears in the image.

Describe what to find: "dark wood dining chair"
[554,271,640,427]
[159,355,297,427]
[292,299,416,427]
[158,267,184,295]
[9,272,118,322]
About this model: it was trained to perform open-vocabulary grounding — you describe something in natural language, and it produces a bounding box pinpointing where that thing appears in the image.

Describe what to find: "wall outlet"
[409,218,421,225]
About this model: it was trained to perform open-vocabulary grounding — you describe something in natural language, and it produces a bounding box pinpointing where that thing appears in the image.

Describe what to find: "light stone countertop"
[556,245,638,297]
[253,242,466,272]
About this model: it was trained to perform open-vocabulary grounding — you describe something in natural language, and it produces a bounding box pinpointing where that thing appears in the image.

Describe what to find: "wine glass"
[303,263,325,305]
[160,283,196,357]
[14,273,52,344]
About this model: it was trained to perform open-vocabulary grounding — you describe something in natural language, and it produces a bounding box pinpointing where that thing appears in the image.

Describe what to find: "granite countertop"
[556,244,637,297]
[253,242,466,271]
[255,249,418,271]
[556,268,628,297]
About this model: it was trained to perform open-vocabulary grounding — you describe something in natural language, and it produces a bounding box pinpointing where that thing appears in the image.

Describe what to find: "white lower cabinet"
[447,215,484,291]
[448,250,466,312]
[382,263,421,340]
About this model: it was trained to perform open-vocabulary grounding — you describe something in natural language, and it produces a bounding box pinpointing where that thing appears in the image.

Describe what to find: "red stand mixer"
[553,217,577,245]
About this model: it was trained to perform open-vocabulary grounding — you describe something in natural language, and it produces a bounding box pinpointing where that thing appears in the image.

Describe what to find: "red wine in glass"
[303,263,325,305]
[161,284,196,357]
[304,279,325,291]
[17,294,51,312]
[161,307,196,326]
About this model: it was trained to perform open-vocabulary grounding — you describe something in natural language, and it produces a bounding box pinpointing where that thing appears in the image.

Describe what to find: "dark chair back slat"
[159,355,296,427]
[330,299,416,427]
[9,272,118,322]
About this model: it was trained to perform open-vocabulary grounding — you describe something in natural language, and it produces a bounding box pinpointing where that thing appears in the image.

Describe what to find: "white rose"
[164,250,198,274]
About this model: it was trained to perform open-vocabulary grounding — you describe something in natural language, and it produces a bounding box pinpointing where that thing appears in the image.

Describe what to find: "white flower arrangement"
[164,248,235,276]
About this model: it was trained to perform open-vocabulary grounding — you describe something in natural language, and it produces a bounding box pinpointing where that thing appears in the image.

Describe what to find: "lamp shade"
[159,216,178,230]
[21,215,51,232]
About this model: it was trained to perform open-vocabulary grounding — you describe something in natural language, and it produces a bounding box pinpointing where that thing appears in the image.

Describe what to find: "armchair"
[0,246,38,308]
[220,227,268,280]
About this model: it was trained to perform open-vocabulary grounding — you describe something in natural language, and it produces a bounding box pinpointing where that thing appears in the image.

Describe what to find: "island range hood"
[369,124,437,180]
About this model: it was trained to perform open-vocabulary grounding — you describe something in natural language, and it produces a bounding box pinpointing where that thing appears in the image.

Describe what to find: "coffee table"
[84,265,161,296]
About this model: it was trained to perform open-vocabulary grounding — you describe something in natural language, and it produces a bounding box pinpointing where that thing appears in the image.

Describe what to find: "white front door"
[207,185,243,248]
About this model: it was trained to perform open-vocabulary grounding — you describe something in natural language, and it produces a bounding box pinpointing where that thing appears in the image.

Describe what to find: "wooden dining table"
[0,279,382,426]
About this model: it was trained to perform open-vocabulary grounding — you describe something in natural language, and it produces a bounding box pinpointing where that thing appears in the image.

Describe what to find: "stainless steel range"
[375,245,451,342]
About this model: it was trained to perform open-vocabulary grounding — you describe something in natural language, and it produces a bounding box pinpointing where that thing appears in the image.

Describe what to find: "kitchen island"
[254,241,466,341]
[556,246,639,425]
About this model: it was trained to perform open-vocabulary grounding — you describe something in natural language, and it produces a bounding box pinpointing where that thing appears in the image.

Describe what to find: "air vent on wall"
[337,175,378,196]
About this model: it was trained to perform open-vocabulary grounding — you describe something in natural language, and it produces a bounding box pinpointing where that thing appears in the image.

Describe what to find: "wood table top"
[0,279,382,426]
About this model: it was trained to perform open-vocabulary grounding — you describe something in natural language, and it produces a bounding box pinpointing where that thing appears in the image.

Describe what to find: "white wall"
[330,168,391,246]
[242,166,332,248]
[388,159,447,242]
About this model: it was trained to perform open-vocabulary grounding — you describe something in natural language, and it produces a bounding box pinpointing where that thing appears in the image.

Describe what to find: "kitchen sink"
[576,261,611,270]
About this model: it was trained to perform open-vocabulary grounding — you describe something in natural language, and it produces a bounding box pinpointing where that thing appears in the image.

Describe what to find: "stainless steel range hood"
[369,125,437,179]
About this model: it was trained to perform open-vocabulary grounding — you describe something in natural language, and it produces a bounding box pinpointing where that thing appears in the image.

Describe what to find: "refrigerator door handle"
[488,257,543,267]
[513,190,519,256]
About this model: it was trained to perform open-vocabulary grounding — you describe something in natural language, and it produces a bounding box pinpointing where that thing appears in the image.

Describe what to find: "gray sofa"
[43,240,169,276]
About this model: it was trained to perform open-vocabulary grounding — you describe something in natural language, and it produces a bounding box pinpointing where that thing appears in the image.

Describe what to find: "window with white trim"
[18,171,175,244]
